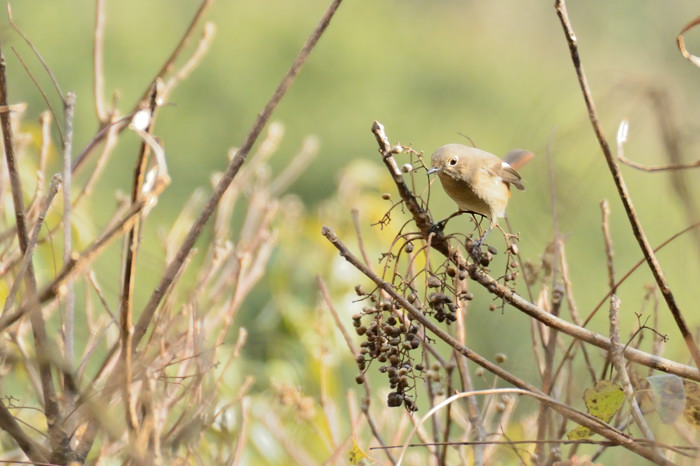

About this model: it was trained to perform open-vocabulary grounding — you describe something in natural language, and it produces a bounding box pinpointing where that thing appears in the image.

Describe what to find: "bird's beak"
[426,167,439,175]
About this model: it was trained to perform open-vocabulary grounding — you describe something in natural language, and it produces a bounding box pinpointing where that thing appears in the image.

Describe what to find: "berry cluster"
[352,297,422,412]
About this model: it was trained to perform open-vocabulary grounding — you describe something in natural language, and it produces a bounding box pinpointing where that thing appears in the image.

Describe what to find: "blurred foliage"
[0,0,700,463]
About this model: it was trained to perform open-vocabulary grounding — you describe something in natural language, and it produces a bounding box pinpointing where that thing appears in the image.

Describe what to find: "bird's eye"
[449,157,458,166]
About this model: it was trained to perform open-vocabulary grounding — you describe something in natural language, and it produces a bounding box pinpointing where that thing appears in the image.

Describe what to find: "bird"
[427,143,530,255]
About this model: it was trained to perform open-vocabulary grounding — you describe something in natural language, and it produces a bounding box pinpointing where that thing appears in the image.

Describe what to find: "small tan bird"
[427,143,530,252]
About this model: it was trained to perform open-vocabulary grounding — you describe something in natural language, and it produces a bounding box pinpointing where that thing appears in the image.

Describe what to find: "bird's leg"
[470,221,494,260]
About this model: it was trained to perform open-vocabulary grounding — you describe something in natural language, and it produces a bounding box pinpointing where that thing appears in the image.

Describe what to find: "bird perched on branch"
[427,143,532,255]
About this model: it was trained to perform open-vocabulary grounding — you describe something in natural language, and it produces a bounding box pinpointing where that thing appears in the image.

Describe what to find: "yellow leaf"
[683,380,700,428]
[348,438,370,465]
[567,380,624,440]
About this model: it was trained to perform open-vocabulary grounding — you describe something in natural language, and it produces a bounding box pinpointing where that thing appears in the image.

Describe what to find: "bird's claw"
[429,219,447,235]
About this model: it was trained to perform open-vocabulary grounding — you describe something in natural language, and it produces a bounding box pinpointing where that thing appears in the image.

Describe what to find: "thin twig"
[0,402,50,462]
[161,22,216,103]
[617,156,700,172]
[135,0,213,108]
[93,0,107,122]
[9,46,63,146]
[601,200,615,291]
[677,15,700,68]
[120,82,162,432]
[62,92,76,401]
[608,295,660,458]
[2,175,61,315]
[7,4,64,101]
[0,46,69,461]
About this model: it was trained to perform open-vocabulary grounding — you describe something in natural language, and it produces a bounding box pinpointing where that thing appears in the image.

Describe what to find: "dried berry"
[387,392,403,407]
[427,275,442,288]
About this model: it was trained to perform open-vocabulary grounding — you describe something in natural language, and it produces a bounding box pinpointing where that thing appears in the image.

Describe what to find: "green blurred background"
[2,0,700,461]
